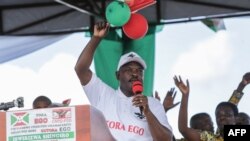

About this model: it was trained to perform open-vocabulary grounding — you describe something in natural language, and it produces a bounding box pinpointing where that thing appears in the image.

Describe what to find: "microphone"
[132,81,143,115]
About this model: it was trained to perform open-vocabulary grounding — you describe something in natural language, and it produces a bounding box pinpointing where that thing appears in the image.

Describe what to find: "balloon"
[105,1,131,26]
[122,13,148,39]
[125,0,135,7]
[128,0,156,12]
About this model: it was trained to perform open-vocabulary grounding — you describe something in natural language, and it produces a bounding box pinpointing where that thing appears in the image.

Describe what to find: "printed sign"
[6,107,76,141]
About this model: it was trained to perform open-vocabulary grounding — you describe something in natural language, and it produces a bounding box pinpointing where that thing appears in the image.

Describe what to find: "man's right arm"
[75,22,109,85]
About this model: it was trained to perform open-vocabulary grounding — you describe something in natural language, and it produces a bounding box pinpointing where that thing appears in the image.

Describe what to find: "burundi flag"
[202,18,226,32]
[11,112,29,126]
[94,26,159,96]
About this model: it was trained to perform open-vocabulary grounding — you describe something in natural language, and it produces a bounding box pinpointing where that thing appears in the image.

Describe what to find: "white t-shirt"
[83,73,172,141]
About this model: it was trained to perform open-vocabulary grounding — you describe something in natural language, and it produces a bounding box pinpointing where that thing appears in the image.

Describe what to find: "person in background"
[236,112,250,125]
[175,113,214,141]
[190,112,214,133]
[214,102,238,139]
[75,21,173,141]
[32,95,52,109]
[175,75,238,141]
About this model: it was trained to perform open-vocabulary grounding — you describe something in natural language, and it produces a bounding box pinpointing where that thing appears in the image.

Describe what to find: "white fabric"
[83,73,172,141]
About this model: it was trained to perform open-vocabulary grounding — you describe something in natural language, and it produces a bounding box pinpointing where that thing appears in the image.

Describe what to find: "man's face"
[194,115,214,133]
[216,106,236,130]
[117,62,144,97]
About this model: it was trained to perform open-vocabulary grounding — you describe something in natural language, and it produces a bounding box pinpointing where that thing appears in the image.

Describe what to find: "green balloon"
[105,1,131,26]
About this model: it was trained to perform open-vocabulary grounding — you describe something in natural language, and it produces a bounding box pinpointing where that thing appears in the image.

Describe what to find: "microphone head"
[132,81,143,94]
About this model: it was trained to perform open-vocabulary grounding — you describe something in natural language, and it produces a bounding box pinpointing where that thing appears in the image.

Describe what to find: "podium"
[0,105,115,141]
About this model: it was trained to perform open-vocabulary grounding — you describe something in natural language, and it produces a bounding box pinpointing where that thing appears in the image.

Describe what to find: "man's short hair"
[216,101,238,116]
[33,95,52,108]
[190,112,210,128]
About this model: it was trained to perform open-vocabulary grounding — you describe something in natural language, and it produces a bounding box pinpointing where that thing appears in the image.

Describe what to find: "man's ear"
[116,71,119,80]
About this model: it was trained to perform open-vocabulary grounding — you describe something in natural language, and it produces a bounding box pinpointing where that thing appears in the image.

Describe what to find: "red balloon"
[122,13,148,40]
